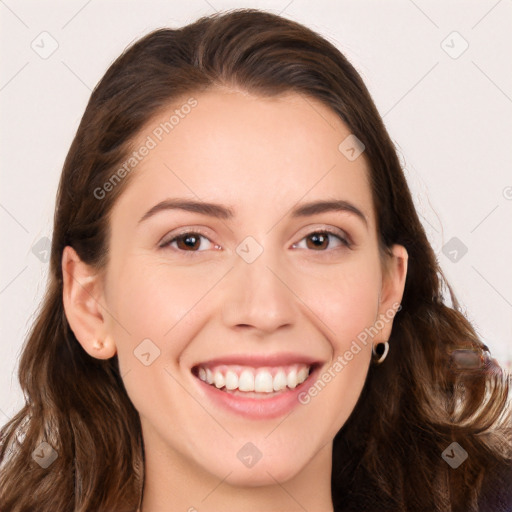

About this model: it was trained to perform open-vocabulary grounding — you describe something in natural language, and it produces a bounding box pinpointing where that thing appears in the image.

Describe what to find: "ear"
[375,244,408,343]
[61,245,117,360]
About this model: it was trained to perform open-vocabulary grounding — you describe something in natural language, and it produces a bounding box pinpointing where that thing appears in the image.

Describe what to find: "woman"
[1,8,511,512]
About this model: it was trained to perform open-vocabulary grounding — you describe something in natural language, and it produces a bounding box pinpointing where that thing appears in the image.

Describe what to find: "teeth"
[238,369,255,391]
[225,370,238,390]
[196,364,311,393]
[287,368,298,389]
[273,370,287,391]
[297,366,309,383]
[254,370,273,392]
[214,371,225,388]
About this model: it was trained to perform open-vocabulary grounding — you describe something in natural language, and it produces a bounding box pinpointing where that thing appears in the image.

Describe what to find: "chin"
[224,462,304,487]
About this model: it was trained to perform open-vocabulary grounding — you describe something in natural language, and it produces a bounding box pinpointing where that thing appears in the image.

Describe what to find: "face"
[68,89,406,489]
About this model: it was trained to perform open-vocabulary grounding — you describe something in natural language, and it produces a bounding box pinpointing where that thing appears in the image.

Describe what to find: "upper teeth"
[196,364,311,393]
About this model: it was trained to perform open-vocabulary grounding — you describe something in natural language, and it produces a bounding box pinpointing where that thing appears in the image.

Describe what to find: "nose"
[220,245,297,336]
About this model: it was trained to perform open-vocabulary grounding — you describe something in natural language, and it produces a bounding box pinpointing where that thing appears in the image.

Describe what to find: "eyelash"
[159,227,352,255]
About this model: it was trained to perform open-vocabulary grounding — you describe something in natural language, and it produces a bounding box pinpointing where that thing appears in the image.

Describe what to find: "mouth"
[190,355,323,419]
[191,363,317,396]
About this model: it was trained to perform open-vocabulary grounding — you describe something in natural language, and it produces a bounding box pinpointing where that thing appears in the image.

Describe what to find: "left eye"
[160,229,350,254]
[160,231,219,253]
[292,230,350,251]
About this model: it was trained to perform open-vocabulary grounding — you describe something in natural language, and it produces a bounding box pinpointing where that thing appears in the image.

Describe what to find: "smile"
[195,364,311,393]
[191,355,323,419]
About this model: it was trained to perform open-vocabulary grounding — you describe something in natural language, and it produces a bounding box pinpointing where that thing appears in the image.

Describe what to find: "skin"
[62,88,408,512]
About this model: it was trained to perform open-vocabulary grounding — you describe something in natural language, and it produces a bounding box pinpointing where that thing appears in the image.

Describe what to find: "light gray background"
[1,0,511,423]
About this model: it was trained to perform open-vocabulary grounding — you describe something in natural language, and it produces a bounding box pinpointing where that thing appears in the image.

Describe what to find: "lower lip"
[192,366,320,419]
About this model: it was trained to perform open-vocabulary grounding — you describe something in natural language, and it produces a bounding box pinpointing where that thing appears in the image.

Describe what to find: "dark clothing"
[478,461,512,512]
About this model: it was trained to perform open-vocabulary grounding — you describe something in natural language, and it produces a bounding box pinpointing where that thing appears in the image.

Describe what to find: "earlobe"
[61,246,117,360]
[89,335,117,359]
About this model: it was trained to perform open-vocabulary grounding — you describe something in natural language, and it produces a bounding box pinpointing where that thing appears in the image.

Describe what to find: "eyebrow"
[138,198,368,226]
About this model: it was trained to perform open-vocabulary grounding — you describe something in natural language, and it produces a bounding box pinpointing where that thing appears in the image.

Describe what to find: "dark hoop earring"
[372,341,389,364]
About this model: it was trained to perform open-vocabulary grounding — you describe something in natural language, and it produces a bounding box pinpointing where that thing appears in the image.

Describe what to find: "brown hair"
[1,8,511,511]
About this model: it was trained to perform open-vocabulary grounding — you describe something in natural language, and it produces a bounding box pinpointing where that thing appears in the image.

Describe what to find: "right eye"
[159,230,221,255]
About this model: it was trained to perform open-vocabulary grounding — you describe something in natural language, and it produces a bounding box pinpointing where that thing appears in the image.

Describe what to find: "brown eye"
[160,231,217,254]
[294,230,350,251]
[174,233,202,251]
[306,232,329,250]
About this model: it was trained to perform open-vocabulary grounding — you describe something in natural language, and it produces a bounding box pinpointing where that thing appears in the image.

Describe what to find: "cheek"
[299,254,382,349]
[295,260,380,434]
[109,257,206,339]
[103,258,200,388]
[106,258,206,421]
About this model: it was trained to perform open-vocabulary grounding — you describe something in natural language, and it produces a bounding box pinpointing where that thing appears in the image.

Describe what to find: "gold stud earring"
[93,339,104,351]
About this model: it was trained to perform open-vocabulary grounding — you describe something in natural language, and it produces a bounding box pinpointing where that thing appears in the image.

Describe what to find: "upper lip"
[192,352,323,369]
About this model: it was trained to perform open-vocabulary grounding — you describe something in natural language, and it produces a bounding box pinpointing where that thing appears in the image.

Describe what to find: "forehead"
[112,89,375,227]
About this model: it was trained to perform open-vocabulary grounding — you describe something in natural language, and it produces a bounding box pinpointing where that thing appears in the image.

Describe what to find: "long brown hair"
[1,8,511,511]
